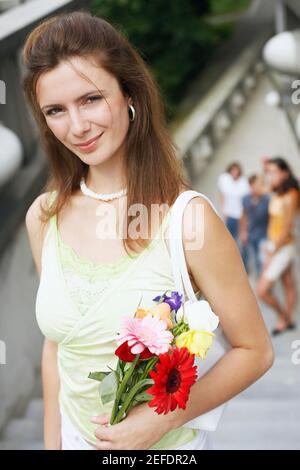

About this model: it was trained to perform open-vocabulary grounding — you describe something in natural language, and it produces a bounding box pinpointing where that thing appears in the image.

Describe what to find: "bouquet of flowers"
[89,290,219,425]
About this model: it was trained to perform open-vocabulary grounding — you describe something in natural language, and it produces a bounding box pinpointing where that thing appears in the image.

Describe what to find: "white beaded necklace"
[79,177,127,201]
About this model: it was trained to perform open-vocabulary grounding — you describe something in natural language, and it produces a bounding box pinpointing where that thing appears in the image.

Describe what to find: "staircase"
[0,373,44,450]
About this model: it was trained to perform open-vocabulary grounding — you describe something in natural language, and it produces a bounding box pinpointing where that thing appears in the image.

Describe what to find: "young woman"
[257,157,300,336]
[24,11,274,450]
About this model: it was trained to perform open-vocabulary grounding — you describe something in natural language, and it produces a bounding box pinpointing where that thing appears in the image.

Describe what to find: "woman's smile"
[73,131,104,152]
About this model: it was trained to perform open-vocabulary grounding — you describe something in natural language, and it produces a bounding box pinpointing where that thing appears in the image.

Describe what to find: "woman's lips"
[74,132,104,152]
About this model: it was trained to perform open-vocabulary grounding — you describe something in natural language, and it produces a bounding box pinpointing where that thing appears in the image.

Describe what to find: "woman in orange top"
[257,157,300,335]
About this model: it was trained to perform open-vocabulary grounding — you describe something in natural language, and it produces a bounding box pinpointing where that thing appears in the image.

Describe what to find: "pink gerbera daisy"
[116,315,173,356]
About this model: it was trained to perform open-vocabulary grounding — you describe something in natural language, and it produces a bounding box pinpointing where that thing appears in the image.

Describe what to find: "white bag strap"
[169,190,220,303]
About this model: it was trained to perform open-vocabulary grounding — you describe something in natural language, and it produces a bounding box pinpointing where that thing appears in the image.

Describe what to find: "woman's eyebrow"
[40,89,104,111]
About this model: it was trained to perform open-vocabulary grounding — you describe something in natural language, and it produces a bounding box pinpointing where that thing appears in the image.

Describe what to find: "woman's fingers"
[94,424,114,442]
[91,413,110,425]
[95,439,115,450]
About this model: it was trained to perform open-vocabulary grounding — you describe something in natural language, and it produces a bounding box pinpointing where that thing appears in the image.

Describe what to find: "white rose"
[179,300,219,332]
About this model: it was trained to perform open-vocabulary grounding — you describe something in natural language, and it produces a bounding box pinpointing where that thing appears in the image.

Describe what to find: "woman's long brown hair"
[22,10,191,255]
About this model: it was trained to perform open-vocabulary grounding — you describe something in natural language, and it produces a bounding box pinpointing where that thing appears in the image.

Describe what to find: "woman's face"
[36,56,131,166]
[266,163,288,190]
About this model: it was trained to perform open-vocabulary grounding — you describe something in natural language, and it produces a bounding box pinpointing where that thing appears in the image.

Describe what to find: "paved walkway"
[195,73,300,450]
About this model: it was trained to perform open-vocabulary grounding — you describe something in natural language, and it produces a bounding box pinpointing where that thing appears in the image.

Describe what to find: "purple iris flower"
[152,291,183,312]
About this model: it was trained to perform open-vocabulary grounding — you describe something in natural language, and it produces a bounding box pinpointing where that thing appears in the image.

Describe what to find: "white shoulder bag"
[169,190,231,431]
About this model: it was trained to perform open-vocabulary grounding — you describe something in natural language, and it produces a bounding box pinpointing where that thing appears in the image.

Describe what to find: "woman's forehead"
[36,57,113,106]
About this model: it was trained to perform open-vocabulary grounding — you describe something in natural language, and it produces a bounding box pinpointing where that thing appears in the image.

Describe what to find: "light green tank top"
[35,191,199,450]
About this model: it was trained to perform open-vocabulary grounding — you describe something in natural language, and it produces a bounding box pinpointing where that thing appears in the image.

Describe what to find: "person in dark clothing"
[239,174,271,276]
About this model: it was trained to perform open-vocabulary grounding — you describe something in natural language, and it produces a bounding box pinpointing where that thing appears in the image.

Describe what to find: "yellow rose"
[175,330,214,359]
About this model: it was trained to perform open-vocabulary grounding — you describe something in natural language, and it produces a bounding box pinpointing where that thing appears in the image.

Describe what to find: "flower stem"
[112,378,154,424]
[172,321,188,337]
[110,354,140,425]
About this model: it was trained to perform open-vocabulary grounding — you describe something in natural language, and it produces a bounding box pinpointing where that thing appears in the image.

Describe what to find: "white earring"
[128,104,136,122]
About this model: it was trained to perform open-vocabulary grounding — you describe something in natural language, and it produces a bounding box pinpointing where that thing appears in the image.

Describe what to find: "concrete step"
[214,398,300,450]
[0,439,43,450]
[2,416,43,442]
[0,397,43,449]
[24,398,44,421]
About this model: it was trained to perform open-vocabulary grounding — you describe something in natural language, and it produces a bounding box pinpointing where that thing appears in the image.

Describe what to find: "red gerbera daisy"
[147,347,197,414]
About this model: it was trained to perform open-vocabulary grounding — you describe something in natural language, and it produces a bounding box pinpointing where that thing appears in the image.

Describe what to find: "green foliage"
[209,0,251,15]
[88,371,110,382]
[91,0,233,119]
[99,371,118,404]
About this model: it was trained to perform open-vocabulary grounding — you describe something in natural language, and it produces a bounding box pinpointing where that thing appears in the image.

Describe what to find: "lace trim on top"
[55,210,172,282]
[57,230,137,282]
[48,191,172,316]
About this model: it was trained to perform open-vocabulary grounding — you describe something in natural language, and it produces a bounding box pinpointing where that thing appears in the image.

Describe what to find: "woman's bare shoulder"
[25,192,52,231]
[181,192,221,237]
[25,192,52,276]
[181,194,232,286]
[165,190,221,296]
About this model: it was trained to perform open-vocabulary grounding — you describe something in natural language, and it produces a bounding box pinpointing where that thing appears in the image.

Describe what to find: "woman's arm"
[166,195,274,428]
[92,195,274,449]
[25,193,61,450]
[41,339,61,450]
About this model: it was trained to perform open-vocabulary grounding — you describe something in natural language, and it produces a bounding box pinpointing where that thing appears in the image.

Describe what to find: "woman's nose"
[69,108,90,135]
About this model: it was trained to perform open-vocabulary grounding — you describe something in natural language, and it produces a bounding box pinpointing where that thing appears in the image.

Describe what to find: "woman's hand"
[91,403,173,450]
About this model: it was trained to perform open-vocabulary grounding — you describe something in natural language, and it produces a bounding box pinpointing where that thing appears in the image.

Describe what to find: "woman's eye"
[46,107,61,116]
[44,96,102,116]
[86,95,102,104]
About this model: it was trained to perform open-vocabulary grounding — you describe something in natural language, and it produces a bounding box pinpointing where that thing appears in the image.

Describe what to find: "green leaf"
[116,360,123,383]
[100,371,118,404]
[134,391,153,403]
[88,371,110,382]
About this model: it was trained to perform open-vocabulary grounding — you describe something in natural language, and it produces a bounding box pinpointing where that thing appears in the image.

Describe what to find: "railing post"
[0,52,37,164]
[275,0,287,33]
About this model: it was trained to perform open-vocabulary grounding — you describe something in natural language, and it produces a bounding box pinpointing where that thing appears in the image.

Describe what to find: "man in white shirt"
[218,162,250,270]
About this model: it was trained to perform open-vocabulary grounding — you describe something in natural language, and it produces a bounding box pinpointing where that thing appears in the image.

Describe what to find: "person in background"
[239,174,270,277]
[256,157,300,335]
[218,162,250,270]
[260,155,273,194]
